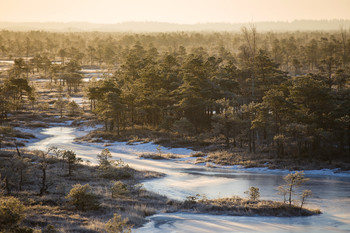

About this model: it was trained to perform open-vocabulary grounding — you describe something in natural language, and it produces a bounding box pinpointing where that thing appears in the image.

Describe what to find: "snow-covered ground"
[137,211,350,233]
[69,96,85,106]
[24,125,350,233]
[80,68,113,82]
[80,69,109,73]
[0,60,14,64]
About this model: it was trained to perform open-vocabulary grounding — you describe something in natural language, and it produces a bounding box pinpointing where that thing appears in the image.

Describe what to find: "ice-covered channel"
[26,126,350,233]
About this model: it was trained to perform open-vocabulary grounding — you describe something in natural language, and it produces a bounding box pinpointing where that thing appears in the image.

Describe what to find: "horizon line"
[1,19,350,25]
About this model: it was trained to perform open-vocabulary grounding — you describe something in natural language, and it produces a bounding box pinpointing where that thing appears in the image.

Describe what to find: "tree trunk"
[131,104,135,131]
[4,177,11,195]
[116,114,120,136]
[39,166,47,196]
[348,126,350,157]
[248,132,252,152]
[225,136,229,148]
[19,169,23,191]
[109,120,114,131]
[252,129,256,153]
[288,185,293,205]
[15,143,21,157]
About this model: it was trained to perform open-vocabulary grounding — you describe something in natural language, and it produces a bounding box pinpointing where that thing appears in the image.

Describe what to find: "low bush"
[105,213,132,233]
[244,186,260,202]
[139,153,168,160]
[111,181,129,198]
[66,184,100,211]
[0,196,25,229]
[99,166,134,180]
[183,194,201,208]
[96,151,135,179]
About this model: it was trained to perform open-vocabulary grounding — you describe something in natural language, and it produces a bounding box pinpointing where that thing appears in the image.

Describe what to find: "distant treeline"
[0,20,349,32]
[0,29,350,161]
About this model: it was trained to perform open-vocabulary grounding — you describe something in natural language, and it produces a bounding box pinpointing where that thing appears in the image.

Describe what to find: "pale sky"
[1,0,350,24]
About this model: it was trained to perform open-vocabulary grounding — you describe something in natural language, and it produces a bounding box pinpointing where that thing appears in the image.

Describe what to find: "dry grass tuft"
[139,153,180,160]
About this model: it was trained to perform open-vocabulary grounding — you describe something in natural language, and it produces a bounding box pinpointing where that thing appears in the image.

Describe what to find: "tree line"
[0,28,350,161]
[0,29,349,73]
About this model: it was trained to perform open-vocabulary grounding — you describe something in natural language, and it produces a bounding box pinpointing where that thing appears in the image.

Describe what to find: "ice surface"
[23,125,350,233]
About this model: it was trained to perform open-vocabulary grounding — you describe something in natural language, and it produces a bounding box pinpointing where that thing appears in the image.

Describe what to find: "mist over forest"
[0,19,350,32]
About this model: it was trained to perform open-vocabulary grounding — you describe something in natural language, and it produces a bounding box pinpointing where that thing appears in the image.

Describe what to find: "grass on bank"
[0,149,168,232]
[180,195,321,217]
[79,126,350,171]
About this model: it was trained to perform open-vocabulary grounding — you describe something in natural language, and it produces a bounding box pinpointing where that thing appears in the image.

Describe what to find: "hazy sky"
[1,0,350,24]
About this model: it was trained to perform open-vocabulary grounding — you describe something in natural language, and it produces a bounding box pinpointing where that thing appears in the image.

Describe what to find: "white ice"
[24,125,350,233]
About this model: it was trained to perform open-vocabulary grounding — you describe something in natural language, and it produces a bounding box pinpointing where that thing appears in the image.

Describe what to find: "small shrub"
[0,196,25,228]
[198,194,209,204]
[66,184,99,211]
[99,159,134,179]
[48,146,63,160]
[62,150,82,176]
[111,181,129,198]
[67,100,81,116]
[156,145,162,156]
[129,183,145,196]
[300,190,312,209]
[282,171,309,205]
[277,185,288,203]
[97,148,112,169]
[105,213,132,233]
[244,186,260,201]
[115,165,134,179]
[183,194,200,208]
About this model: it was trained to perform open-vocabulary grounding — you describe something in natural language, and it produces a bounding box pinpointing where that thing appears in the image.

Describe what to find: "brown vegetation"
[178,196,321,217]
[197,149,350,171]
[0,149,168,232]
[79,127,350,171]
[139,153,181,160]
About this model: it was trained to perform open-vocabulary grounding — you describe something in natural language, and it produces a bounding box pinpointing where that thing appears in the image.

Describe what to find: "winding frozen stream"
[26,126,350,233]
